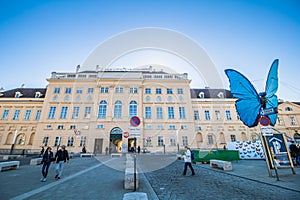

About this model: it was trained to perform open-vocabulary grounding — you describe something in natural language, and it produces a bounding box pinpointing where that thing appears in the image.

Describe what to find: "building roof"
[190,88,234,99]
[0,88,47,98]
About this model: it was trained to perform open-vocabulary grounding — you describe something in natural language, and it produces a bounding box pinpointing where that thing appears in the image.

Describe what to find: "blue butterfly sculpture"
[225,59,279,128]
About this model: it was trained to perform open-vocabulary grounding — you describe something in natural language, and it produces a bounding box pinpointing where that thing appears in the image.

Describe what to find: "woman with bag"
[40,147,54,182]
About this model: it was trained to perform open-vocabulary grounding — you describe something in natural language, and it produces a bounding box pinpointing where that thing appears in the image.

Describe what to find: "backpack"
[190,150,195,160]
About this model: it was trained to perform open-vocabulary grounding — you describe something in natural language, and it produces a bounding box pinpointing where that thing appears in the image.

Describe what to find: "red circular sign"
[124,132,129,138]
[130,116,140,127]
[259,116,270,126]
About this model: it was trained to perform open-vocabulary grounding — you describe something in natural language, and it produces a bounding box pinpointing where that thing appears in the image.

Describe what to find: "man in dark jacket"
[290,141,300,167]
[54,145,69,180]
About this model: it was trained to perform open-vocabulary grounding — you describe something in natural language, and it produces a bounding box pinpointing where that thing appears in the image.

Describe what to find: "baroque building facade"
[0,67,299,154]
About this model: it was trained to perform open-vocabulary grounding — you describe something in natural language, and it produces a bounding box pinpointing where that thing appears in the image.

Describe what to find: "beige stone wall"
[1,71,299,154]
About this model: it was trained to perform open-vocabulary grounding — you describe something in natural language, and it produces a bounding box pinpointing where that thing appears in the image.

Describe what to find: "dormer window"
[199,92,205,99]
[15,91,22,98]
[35,92,42,98]
[218,92,224,98]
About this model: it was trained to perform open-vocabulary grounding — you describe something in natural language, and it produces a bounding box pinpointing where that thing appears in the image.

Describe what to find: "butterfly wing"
[265,59,279,98]
[265,59,279,126]
[225,69,261,127]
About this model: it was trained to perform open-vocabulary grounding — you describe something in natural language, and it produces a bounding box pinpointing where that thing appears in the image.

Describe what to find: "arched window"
[98,100,107,118]
[52,95,58,102]
[156,96,162,102]
[129,100,137,117]
[64,95,70,102]
[75,95,81,102]
[199,92,205,99]
[219,132,226,144]
[145,96,151,102]
[28,132,35,145]
[6,132,14,145]
[114,100,122,118]
[17,134,25,145]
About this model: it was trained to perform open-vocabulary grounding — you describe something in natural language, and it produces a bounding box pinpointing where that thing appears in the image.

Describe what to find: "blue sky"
[0,0,299,101]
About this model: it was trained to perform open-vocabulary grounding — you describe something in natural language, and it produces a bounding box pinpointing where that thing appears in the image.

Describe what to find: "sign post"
[261,128,296,178]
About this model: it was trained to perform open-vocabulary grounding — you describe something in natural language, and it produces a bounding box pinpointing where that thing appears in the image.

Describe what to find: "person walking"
[54,145,69,180]
[40,147,54,182]
[183,146,195,176]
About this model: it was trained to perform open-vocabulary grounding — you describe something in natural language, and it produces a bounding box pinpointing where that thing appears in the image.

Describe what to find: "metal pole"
[134,154,136,191]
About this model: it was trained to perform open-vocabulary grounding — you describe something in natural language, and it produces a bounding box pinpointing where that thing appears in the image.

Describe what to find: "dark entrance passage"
[110,127,122,153]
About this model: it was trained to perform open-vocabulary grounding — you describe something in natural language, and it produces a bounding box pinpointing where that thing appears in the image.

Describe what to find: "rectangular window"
[58,125,64,130]
[130,87,138,93]
[226,110,232,120]
[35,110,42,120]
[278,117,284,125]
[24,110,31,120]
[181,124,187,130]
[146,137,152,147]
[290,116,296,125]
[72,106,80,119]
[194,110,200,120]
[156,88,162,94]
[76,88,83,94]
[215,110,221,120]
[157,124,163,130]
[168,107,174,119]
[67,137,74,146]
[230,135,236,142]
[97,124,104,129]
[87,88,94,94]
[167,88,173,94]
[42,137,49,146]
[179,107,186,119]
[80,136,86,147]
[115,87,123,93]
[156,107,163,119]
[48,106,56,119]
[84,106,91,118]
[158,136,164,146]
[208,135,214,144]
[2,109,9,119]
[182,136,188,146]
[54,87,60,94]
[145,125,152,130]
[170,136,176,146]
[60,106,68,119]
[54,137,62,147]
[177,88,183,94]
[169,125,176,130]
[145,88,151,94]
[100,87,109,93]
[145,107,151,119]
[195,126,202,131]
[205,110,210,120]
[13,110,20,120]
[65,88,72,94]
[114,103,122,118]
[70,125,76,129]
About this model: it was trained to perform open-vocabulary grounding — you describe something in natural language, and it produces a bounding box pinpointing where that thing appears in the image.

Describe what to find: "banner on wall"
[227,141,265,159]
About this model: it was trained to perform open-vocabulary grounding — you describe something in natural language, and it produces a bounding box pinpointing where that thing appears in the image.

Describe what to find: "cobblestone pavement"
[142,157,300,200]
[0,154,299,200]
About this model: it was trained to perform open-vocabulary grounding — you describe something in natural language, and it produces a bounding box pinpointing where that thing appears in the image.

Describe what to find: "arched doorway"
[110,127,123,153]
